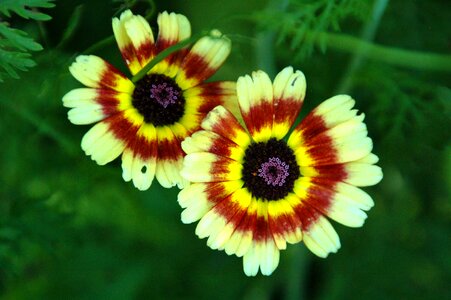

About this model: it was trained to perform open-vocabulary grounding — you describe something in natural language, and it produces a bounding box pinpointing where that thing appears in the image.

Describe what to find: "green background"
[0,0,450,299]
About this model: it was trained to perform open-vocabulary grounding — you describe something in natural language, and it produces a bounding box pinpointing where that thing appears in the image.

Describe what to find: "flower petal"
[290,191,341,257]
[154,11,191,77]
[237,70,274,142]
[156,11,191,53]
[204,188,251,250]
[311,95,358,127]
[195,81,238,115]
[63,89,105,125]
[201,106,251,148]
[158,81,231,153]
[339,162,383,186]
[355,153,379,164]
[223,196,259,257]
[121,123,158,191]
[272,67,306,139]
[195,188,251,244]
[267,193,303,250]
[302,214,341,258]
[288,96,374,166]
[182,130,245,161]
[178,180,243,224]
[288,95,356,150]
[242,242,260,276]
[81,118,127,166]
[239,199,281,276]
[182,81,239,130]
[69,55,134,93]
[63,88,132,125]
[112,9,155,75]
[179,183,215,224]
[181,152,243,182]
[176,31,231,90]
[301,178,371,227]
[155,126,188,188]
[175,91,206,136]
[300,161,383,187]
[243,239,280,276]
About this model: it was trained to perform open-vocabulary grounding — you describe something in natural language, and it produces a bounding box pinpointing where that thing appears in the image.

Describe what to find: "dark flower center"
[242,138,300,201]
[132,74,185,126]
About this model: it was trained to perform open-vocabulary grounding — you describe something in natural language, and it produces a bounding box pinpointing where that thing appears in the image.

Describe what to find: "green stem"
[254,0,289,76]
[143,0,156,20]
[113,0,156,19]
[336,0,390,93]
[32,8,50,48]
[83,36,115,55]
[304,30,451,72]
[0,99,77,155]
[131,31,209,83]
[286,246,309,300]
[255,32,277,76]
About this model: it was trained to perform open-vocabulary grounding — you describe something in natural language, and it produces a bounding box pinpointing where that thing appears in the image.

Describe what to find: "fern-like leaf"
[0,0,54,82]
[252,0,372,61]
[0,23,43,51]
[0,48,36,80]
[0,0,55,21]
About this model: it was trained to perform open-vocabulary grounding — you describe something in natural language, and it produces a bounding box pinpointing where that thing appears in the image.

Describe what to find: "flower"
[62,10,236,190]
[178,67,383,276]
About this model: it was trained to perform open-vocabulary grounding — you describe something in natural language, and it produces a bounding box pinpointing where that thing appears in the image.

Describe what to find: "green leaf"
[57,5,84,48]
[0,0,55,21]
[0,23,43,51]
[252,0,372,61]
[0,48,36,81]
[0,0,54,82]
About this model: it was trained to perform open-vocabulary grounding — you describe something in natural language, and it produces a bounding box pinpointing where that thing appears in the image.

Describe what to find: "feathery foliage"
[252,0,371,61]
[0,0,54,82]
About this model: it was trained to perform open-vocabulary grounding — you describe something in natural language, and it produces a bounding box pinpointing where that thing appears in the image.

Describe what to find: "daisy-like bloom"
[178,67,383,276]
[62,10,235,190]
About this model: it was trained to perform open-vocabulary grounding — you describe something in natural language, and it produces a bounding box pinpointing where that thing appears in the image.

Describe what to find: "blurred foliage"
[0,0,450,299]
[252,0,373,60]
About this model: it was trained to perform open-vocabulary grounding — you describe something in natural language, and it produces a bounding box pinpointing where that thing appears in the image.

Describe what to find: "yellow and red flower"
[63,10,235,190]
[178,67,383,276]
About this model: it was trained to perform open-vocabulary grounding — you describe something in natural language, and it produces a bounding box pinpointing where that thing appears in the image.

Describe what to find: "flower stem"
[0,98,77,155]
[286,246,309,300]
[304,30,451,72]
[83,36,115,55]
[254,0,289,76]
[336,0,390,93]
[131,31,209,83]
